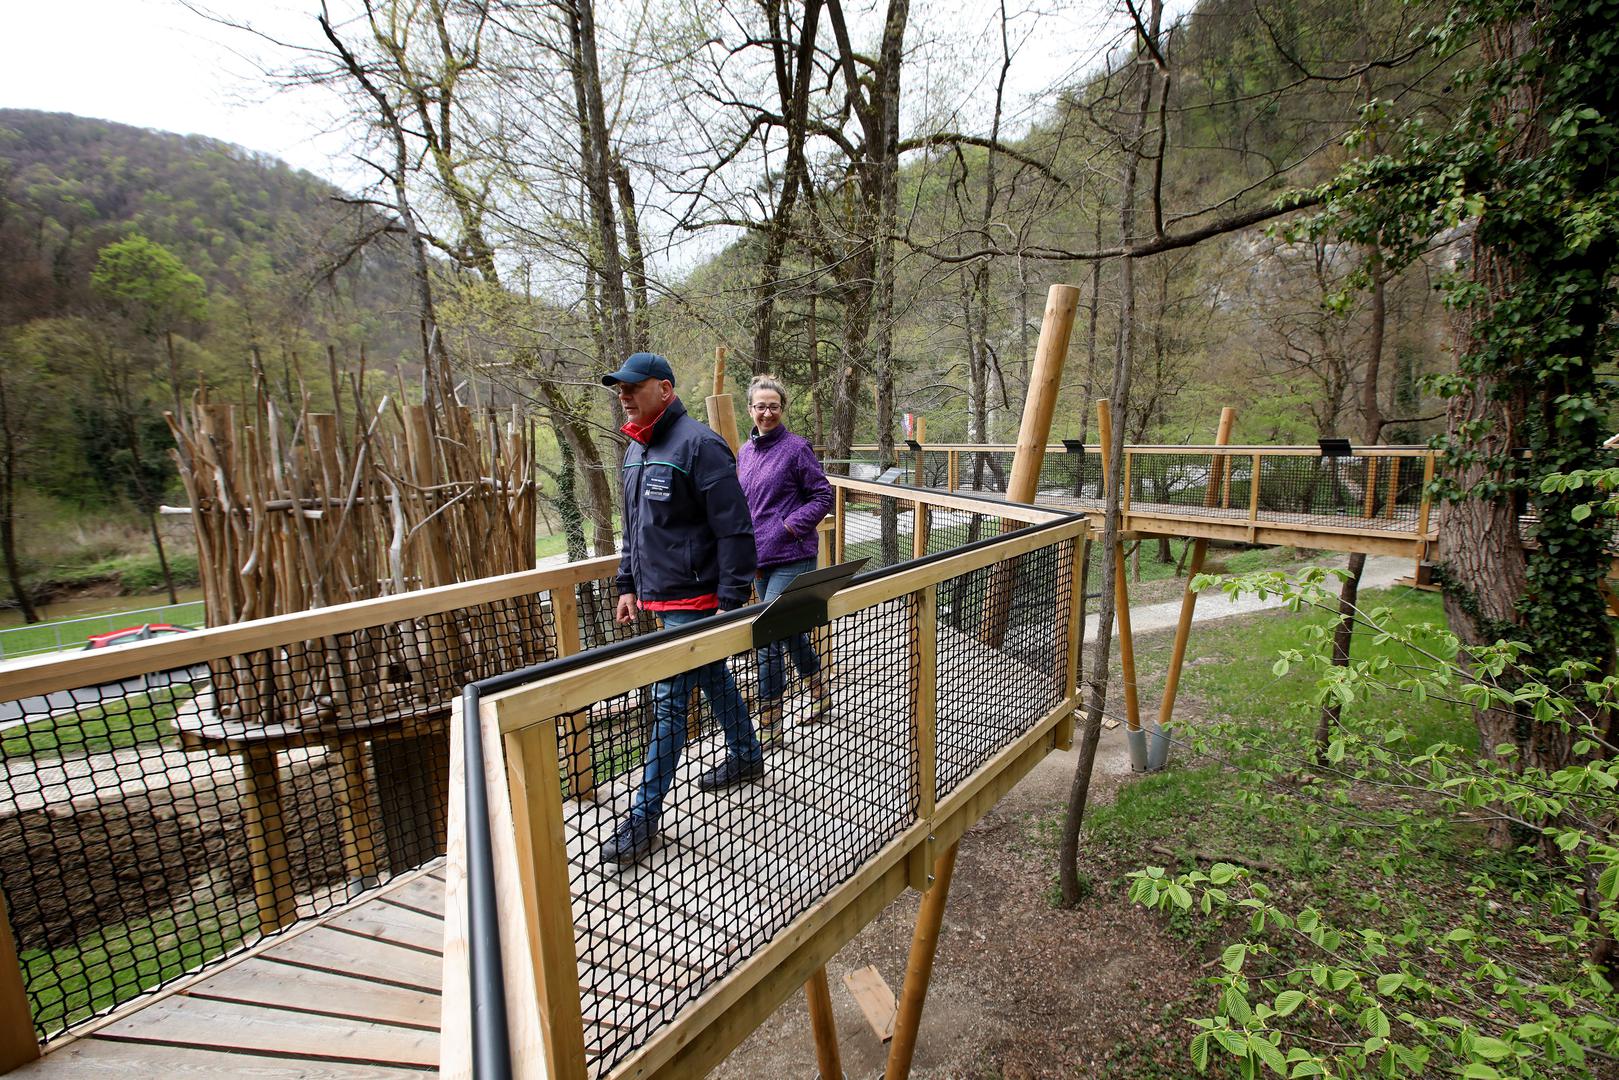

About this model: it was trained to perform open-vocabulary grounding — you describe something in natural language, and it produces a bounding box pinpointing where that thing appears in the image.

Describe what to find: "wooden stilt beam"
[805,966,845,1079]
[1158,408,1236,735]
[706,346,740,454]
[1097,400,1140,733]
[884,842,961,1080]
[980,285,1080,647]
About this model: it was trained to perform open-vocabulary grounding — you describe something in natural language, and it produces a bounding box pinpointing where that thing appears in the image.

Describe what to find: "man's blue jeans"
[630,608,761,827]
[757,558,824,701]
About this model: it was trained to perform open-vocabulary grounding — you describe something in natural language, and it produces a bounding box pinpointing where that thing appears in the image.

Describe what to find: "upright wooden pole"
[706,346,740,454]
[0,887,39,1071]
[1156,407,1236,739]
[884,843,960,1080]
[1097,399,1141,735]
[912,416,927,485]
[979,285,1082,647]
[1005,286,1082,504]
[805,966,844,1079]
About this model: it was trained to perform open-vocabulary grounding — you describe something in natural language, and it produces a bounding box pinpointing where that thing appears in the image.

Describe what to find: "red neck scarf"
[621,400,671,445]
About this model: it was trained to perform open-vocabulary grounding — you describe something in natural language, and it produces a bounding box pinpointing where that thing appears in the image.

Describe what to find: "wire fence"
[0,601,206,661]
[0,564,619,1042]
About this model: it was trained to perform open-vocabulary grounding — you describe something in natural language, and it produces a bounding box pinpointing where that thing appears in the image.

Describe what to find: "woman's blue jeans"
[757,558,824,701]
[630,608,761,827]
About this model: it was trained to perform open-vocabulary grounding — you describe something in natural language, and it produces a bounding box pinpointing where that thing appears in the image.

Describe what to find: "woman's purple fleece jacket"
[736,424,834,569]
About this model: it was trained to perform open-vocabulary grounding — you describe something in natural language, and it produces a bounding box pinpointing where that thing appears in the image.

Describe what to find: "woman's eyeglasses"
[750,403,783,413]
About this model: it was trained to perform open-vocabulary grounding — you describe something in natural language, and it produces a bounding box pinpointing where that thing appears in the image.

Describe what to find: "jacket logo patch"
[644,469,674,501]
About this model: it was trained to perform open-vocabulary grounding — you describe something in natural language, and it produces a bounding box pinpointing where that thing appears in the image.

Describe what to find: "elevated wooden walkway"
[12,862,447,1077]
[0,445,1445,1079]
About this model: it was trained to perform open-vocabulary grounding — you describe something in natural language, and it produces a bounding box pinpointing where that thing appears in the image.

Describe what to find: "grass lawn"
[21,889,256,1038]
[0,601,206,658]
[0,684,193,761]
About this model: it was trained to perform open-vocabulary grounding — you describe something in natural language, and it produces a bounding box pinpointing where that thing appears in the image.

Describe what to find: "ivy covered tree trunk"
[1433,1,1618,842]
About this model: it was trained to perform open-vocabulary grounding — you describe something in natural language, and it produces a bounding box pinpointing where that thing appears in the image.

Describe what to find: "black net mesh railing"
[838,489,1051,571]
[556,595,920,1075]
[0,573,616,1041]
[934,542,1069,797]
[499,500,1081,1077]
[925,448,1099,502]
[898,446,1434,537]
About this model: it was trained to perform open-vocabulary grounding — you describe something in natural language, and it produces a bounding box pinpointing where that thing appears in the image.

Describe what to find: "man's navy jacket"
[616,398,757,609]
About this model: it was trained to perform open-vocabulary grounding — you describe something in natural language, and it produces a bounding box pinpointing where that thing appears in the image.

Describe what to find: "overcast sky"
[2,0,1148,193]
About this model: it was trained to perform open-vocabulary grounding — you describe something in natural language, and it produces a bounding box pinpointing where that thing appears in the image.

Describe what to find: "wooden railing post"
[1417,452,1436,537]
[908,585,938,893]
[1248,452,1263,536]
[1122,449,1133,516]
[551,586,594,800]
[912,500,930,560]
[500,706,589,1080]
[1385,453,1401,521]
[947,449,958,492]
[0,888,40,1071]
[1053,530,1086,751]
[834,485,847,564]
[1363,456,1380,519]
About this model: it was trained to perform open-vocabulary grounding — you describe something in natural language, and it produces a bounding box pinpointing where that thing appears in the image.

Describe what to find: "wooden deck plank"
[180,959,440,1031]
[9,1037,434,1078]
[324,900,446,955]
[376,874,448,919]
[89,996,437,1068]
[262,927,441,993]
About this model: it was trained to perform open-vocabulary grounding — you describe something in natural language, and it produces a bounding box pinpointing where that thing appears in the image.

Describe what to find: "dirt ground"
[714,724,1198,1080]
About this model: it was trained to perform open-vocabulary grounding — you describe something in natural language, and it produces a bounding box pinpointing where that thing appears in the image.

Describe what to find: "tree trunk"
[147,511,178,605]
[1061,0,1161,905]
[565,0,633,362]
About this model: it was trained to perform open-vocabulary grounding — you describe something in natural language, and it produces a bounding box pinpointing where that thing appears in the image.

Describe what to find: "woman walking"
[737,375,835,738]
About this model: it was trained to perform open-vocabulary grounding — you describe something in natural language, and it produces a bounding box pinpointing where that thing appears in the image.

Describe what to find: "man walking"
[600,352,764,866]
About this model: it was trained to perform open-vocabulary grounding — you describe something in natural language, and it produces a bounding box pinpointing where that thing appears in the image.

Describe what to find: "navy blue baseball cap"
[601,352,675,387]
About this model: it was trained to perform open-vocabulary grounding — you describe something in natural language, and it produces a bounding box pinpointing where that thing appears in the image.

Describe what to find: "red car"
[83,623,193,650]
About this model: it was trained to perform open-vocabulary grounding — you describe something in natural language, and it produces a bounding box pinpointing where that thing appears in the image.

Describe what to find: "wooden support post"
[1053,531,1086,751]
[1122,449,1133,516]
[1157,408,1235,736]
[1386,453,1401,522]
[805,966,844,1079]
[1004,286,1081,503]
[0,887,39,1071]
[1248,451,1263,537]
[1097,400,1141,734]
[706,347,741,454]
[912,500,930,560]
[1417,452,1436,537]
[980,284,1081,647]
[912,417,926,485]
[947,449,958,492]
[834,485,847,564]
[338,741,381,884]
[884,842,960,1080]
[501,710,589,1080]
[551,587,594,799]
[908,586,938,893]
[242,745,297,934]
[1114,554,1141,732]
[1363,456,1380,519]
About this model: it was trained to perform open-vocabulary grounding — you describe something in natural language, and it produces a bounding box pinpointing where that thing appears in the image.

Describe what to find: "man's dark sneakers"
[697,755,765,791]
[601,816,659,866]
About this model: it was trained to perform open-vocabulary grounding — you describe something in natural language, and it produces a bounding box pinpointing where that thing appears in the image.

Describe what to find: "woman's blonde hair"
[748,374,788,411]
